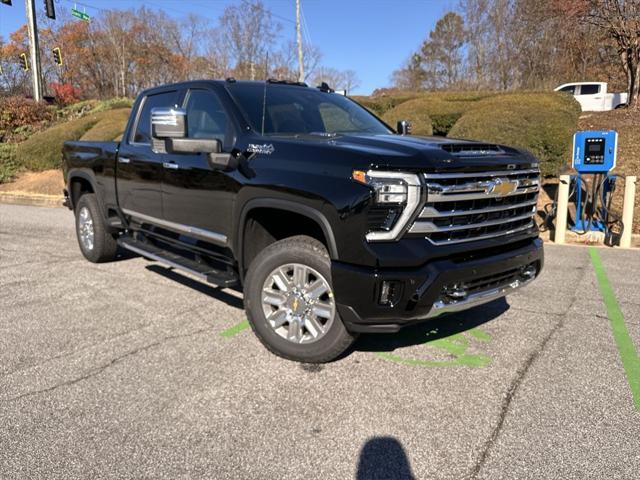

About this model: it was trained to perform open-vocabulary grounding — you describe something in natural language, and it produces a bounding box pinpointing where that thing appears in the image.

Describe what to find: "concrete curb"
[0,192,64,208]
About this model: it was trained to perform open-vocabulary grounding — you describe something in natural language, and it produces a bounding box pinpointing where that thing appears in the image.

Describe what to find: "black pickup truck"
[62,79,543,362]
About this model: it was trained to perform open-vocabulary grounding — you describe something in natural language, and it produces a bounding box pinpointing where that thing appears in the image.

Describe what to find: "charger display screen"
[584,138,605,164]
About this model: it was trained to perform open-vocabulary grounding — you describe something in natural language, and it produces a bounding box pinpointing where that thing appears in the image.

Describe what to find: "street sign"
[71,8,90,21]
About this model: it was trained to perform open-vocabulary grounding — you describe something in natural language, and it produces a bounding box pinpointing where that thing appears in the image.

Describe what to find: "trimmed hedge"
[380,92,498,136]
[448,92,581,176]
[80,108,131,141]
[381,101,434,136]
[351,94,419,118]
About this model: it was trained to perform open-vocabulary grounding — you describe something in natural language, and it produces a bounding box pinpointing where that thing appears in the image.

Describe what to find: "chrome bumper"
[425,275,536,319]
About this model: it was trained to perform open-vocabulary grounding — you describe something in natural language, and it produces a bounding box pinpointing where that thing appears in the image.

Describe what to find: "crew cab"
[62,79,543,363]
[555,82,628,111]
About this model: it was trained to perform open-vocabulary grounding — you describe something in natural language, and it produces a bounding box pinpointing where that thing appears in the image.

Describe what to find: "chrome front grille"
[409,168,540,245]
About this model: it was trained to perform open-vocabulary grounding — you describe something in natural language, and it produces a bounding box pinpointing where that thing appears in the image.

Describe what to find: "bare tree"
[581,0,640,108]
[311,67,360,92]
[421,12,466,88]
[391,53,427,90]
[218,0,282,80]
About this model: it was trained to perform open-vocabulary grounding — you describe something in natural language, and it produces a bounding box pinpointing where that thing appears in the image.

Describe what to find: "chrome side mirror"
[151,107,187,139]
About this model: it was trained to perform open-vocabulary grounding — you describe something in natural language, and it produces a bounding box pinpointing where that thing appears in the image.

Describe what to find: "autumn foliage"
[50,83,81,105]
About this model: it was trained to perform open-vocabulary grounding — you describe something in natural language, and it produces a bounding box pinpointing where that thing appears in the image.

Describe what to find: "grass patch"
[448,92,581,176]
[15,113,104,171]
[0,143,20,184]
[80,108,131,141]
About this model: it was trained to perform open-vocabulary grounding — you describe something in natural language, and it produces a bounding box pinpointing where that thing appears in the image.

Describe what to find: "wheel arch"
[237,199,339,280]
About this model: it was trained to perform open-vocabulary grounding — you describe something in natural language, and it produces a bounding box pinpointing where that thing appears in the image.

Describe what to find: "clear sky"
[0,0,457,94]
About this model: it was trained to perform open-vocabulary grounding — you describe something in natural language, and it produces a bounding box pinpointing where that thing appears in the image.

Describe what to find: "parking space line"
[589,247,640,411]
[220,319,250,338]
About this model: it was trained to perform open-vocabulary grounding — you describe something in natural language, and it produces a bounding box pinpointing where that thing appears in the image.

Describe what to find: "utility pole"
[24,0,43,101]
[296,0,304,83]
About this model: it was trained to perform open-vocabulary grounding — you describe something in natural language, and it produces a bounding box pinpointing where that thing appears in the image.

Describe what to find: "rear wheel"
[74,193,118,263]
[244,236,356,363]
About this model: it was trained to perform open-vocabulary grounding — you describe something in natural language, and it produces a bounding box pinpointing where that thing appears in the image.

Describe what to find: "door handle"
[118,156,131,164]
[163,162,179,170]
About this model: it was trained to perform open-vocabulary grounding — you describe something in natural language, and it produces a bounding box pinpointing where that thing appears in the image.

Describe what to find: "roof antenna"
[261,52,269,136]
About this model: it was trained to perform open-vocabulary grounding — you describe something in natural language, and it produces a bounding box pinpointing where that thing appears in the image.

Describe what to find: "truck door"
[117,89,180,220]
[160,88,238,246]
[577,84,605,111]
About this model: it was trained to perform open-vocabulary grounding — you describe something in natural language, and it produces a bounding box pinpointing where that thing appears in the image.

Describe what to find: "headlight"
[353,170,422,242]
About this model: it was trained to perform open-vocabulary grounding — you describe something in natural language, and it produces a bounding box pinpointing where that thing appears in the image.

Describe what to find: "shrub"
[0,143,20,184]
[51,82,82,105]
[80,108,131,141]
[15,114,103,171]
[0,96,55,143]
[448,92,581,176]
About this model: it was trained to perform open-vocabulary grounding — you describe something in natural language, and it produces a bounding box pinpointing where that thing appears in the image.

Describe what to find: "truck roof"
[138,79,314,98]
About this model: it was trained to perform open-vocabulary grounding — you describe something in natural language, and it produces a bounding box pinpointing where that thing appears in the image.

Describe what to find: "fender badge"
[247,143,275,155]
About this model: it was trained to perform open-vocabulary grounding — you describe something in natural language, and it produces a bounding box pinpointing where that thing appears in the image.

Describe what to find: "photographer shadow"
[356,436,416,480]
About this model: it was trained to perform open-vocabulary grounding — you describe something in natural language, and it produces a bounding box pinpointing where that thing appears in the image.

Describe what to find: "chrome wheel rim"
[261,263,335,344]
[78,206,95,251]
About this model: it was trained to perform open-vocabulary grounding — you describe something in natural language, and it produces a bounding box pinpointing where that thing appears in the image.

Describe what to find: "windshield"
[225,83,391,136]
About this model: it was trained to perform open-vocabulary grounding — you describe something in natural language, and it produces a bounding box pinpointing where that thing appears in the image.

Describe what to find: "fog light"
[521,264,537,279]
[379,281,401,306]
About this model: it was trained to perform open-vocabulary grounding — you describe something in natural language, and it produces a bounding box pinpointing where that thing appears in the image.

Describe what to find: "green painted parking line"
[376,328,493,368]
[589,247,640,411]
[220,319,250,338]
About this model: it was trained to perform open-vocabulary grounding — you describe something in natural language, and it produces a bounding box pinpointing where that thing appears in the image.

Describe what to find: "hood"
[269,133,538,172]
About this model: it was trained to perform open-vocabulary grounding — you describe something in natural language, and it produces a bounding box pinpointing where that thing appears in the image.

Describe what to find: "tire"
[244,235,356,363]
[74,193,118,263]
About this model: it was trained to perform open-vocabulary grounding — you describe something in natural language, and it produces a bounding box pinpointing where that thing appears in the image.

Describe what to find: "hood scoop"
[440,143,504,156]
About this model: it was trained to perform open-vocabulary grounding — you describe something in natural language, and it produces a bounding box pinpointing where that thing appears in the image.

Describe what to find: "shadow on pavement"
[354,298,509,353]
[145,264,244,310]
[356,436,415,480]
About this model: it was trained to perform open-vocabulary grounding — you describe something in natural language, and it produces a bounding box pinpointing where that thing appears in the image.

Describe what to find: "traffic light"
[19,53,29,71]
[44,0,55,19]
[1,1,13,6]
[53,47,62,66]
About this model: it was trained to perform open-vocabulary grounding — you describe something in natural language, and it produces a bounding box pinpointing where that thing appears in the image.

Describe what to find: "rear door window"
[131,90,179,144]
[579,84,600,95]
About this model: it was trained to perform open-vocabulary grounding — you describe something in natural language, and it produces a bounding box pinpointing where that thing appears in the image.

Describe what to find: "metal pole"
[296,0,304,83]
[555,175,571,244]
[620,176,636,249]
[25,0,43,101]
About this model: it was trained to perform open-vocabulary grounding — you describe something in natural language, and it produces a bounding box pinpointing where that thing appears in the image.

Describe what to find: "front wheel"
[244,236,356,363]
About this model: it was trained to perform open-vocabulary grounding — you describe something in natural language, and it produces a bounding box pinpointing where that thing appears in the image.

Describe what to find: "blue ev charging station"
[571,130,619,233]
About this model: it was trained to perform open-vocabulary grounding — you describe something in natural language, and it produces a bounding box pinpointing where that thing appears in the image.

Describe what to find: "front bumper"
[332,238,543,333]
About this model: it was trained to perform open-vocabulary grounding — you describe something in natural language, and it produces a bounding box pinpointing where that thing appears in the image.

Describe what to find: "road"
[1,203,639,479]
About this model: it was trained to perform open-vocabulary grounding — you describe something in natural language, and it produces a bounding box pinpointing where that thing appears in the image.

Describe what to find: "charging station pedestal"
[571,130,617,232]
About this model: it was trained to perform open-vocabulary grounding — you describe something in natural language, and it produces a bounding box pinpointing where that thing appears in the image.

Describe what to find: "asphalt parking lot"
[1,203,639,479]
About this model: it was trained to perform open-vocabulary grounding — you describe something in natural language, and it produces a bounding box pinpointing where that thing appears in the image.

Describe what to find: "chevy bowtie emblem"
[487,178,519,196]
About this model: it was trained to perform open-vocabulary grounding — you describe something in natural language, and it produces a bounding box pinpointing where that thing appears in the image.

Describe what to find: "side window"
[185,90,229,142]
[131,90,178,144]
[579,84,600,95]
[559,85,576,94]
